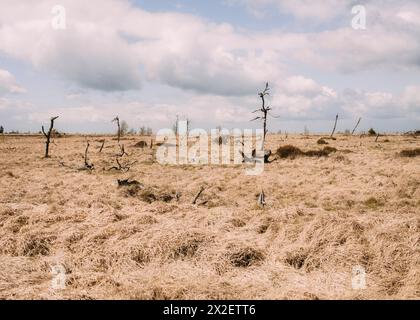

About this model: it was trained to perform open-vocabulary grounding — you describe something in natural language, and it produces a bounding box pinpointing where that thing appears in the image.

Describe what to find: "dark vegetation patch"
[170,233,208,260]
[305,146,337,157]
[118,181,175,203]
[21,235,53,257]
[228,247,265,268]
[276,145,304,159]
[400,148,420,158]
[317,138,328,145]
[364,197,385,209]
[276,145,338,159]
[133,141,148,148]
[117,179,143,187]
[285,248,308,270]
[130,247,151,265]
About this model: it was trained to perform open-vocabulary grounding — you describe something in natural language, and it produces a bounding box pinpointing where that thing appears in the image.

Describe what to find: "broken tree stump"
[258,190,266,208]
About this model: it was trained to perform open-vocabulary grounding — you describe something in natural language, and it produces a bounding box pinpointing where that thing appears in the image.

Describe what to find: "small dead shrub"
[137,187,175,203]
[285,248,308,270]
[134,141,148,148]
[364,197,385,209]
[332,155,347,162]
[139,189,158,203]
[276,145,337,159]
[400,148,420,158]
[20,235,53,257]
[229,218,246,228]
[276,145,304,159]
[305,146,337,157]
[130,247,151,265]
[124,184,144,197]
[317,138,328,145]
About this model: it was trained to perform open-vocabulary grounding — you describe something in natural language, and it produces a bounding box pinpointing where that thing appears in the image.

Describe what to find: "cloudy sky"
[0,0,419,133]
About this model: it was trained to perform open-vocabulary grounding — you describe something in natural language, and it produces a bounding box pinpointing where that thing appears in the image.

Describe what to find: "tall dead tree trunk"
[330,114,338,138]
[112,116,121,143]
[351,117,362,135]
[42,116,58,158]
[252,83,270,147]
[251,82,275,163]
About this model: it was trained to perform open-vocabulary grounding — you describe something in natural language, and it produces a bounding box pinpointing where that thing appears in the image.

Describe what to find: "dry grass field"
[0,133,419,300]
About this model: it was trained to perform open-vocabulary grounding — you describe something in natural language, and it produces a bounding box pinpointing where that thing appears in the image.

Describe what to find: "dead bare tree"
[42,116,59,158]
[330,114,338,139]
[252,83,271,148]
[250,82,279,163]
[351,117,362,135]
[112,116,121,143]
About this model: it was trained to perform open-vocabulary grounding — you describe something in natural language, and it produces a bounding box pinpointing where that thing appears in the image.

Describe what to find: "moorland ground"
[0,133,418,299]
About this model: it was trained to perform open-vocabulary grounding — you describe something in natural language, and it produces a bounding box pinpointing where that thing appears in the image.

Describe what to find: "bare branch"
[330,114,339,139]
[98,140,105,153]
[352,117,362,135]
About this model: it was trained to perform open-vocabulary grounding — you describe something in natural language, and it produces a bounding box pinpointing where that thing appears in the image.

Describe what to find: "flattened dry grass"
[0,134,419,300]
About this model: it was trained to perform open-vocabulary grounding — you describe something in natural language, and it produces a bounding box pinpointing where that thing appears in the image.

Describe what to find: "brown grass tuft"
[20,235,53,257]
[167,232,208,260]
